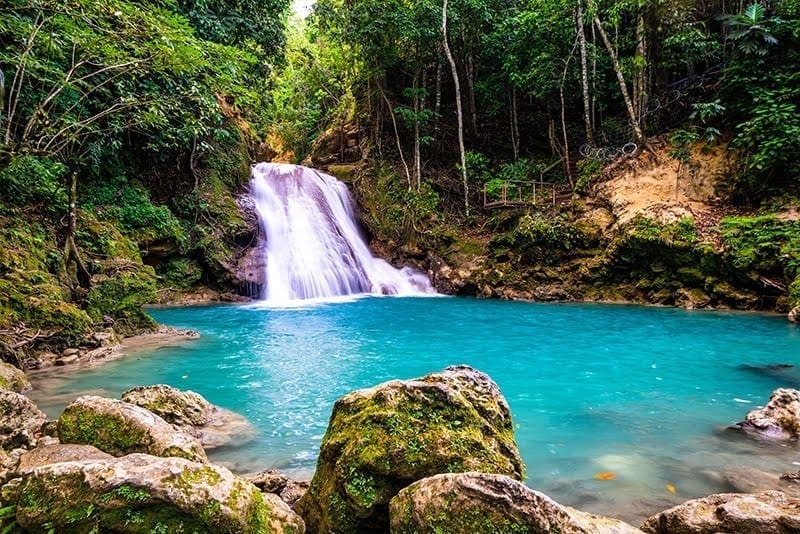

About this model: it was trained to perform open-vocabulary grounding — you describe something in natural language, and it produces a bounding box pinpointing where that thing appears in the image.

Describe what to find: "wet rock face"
[295,365,525,533]
[121,384,255,449]
[641,491,800,534]
[56,395,207,462]
[0,362,29,392]
[732,388,800,440]
[0,390,46,451]
[2,453,305,533]
[390,472,643,534]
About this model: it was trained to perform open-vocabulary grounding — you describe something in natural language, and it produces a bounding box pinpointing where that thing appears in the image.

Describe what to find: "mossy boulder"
[0,390,47,451]
[2,453,305,533]
[295,365,525,533]
[121,384,255,449]
[390,472,643,534]
[0,362,29,392]
[641,491,800,533]
[56,395,207,462]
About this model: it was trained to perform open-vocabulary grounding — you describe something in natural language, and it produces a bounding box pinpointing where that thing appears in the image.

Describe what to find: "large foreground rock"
[0,389,46,451]
[390,472,642,533]
[295,365,525,532]
[122,384,254,449]
[1,453,305,533]
[57,395,207,462]
[732,388,800,440]
[641,491,800,533]
[0,362,29,392]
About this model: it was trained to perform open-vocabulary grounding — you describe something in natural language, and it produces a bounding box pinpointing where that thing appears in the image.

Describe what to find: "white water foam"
[250,162,436,304]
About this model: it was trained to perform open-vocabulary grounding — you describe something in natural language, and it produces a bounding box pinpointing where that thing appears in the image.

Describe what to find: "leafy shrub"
[631,216,698,246]
[82,177,186,245]
[720,215,800,276]
[0,155,67,213]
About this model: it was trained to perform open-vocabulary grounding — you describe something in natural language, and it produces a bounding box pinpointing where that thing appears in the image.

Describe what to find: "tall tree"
[442,0,469,216]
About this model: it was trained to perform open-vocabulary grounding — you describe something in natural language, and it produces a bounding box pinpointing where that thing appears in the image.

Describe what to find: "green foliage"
[81,177,186,245]
[719,215,800,277]
[576,159,603,192]
[631,216,698,247]
[156,258,203,290]
[0,155,67,213]
[505,213,589,252]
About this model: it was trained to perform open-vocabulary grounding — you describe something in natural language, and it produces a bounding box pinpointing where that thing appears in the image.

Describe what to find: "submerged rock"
[0,362,29,392]
[121,384,254,449]
[0,390,46,451]
[732,388,800,440]
[2,453,305,533]
[390,472,642,534]
[641,491,800,533]
[295,365,525,533]
[56,395,207,462]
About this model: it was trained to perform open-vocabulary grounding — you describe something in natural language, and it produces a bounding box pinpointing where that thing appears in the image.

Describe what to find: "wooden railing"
[483,180,558,209]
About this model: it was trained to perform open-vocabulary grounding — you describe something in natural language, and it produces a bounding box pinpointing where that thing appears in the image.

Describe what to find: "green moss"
[57,408,153,456]
[720,215,800,276]
[86,264,157,335]
[790,276,800,308]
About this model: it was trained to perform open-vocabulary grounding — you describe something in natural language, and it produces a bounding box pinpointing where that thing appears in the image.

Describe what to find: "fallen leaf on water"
[666,483,676,494]
[594,472,616,480]
[181,375,188,379]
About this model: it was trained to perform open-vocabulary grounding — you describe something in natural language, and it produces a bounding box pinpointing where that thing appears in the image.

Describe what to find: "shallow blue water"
[30,298,800,522]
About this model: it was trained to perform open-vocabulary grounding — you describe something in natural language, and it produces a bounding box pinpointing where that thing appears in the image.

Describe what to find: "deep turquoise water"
[30,298,800,523]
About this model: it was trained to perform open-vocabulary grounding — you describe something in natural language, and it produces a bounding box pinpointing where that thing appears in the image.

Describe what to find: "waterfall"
[250,163,435,303]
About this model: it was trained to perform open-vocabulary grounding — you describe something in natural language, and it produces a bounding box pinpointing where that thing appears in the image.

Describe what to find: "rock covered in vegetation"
[0,390,46,451]
[121,384,254,449]
[390,472,643,534]
[732,388,800,440]
[56,395,207,462]
[1,453,305,533]
[790,306,799,323]
[295,365,525,532]
[0,362,29,392]
[641,491,800,533]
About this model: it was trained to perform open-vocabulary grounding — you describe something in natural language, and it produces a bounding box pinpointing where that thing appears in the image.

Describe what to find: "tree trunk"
[435,48,443,133]
[413,72,422,190]
[593,14,645,144]
[464,48,478,137]
[561,37,579,189]
[379,85,411,187]
[442,0,469,216]
[64,172,91,289]
[510,88,519,160]
[633,11,648,130]
[577,0,595,146]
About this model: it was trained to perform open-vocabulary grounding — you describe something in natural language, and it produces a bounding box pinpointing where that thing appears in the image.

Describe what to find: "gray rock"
[641,491,800,534]
[56,395,207,462]
[0,390,46,451]
[295,365,525,533]
[390,472,643,533]
[281,480,310,508]
[0,361,29,392]
[1,453,305,533]
[732,388,800,440]
[790,306,799,323]
[247,469,290,493]
[16,443,113,475]
[61,348,80,357]
[121,384,255,449]
[54,354,79,365]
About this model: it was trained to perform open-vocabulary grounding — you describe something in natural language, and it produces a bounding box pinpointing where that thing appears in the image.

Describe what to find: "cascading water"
[250,162,435,303]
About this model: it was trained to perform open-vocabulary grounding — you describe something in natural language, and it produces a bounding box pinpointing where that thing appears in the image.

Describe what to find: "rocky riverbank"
[3,365,800,532]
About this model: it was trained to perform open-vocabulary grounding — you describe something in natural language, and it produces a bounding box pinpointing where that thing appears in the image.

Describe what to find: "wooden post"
[533,182,537,205]
[483,183,487,207]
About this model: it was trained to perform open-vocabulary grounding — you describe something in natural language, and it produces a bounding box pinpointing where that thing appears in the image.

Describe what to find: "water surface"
[29,298,800,524]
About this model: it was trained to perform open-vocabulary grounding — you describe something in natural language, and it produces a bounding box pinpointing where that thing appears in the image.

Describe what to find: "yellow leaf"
[594,472,616,480]
[666,483,676,494]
